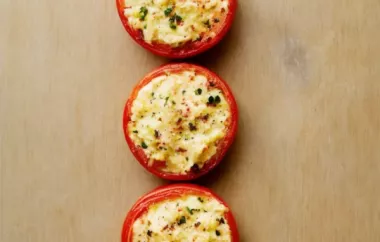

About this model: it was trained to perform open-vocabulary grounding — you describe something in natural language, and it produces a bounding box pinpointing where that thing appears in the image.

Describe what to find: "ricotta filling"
[128,71,230,174]
[123,0,229,47]
[132,195,231,241]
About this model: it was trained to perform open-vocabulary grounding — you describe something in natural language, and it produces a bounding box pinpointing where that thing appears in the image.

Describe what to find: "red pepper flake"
[201,114,209,122]
[154,130,161,139]
[189,122,197,131]
[176,147,187,153]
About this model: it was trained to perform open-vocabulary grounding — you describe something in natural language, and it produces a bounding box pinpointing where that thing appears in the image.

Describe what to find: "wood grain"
[1,0,380,241]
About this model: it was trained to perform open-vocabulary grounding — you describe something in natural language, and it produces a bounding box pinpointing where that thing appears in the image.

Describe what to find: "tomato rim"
[123,63,238,181]
[116,0,237,59]
[121,184,239,242]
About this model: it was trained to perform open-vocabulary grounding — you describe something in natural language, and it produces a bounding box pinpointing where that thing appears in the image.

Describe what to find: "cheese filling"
[123,0,229,47]
[132,195,231,241]
[128,71,230,174]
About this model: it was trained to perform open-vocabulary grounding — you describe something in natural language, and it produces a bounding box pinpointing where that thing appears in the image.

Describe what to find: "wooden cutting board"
[1,0,379,241]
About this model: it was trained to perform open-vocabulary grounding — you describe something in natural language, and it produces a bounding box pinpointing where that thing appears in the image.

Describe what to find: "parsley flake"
[208,96,215,104]
[141,142,148,149]
[186,207,193,215]
[195,88,202,95]
[214,95,221,104]
[178,216,186,225]
[139,7,148,21]
[164,7,172,16]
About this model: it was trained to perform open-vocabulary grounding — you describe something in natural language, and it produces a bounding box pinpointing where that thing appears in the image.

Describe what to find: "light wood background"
[1,0,380,241]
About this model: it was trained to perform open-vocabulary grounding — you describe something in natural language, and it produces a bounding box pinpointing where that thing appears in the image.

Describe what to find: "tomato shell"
[123,63,238,181]
[121,184,239,242]
[116,0,237,58]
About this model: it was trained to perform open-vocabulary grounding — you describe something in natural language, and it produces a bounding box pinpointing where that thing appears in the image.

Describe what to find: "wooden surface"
[1,0,380,241]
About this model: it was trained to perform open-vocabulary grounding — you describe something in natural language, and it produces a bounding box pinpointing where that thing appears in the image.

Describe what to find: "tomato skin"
[123,63,238,181]
[121,184,239,242]
[116,0,237,59]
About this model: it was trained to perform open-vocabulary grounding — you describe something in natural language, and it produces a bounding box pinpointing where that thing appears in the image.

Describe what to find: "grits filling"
[132,195,231,241]
[128,71,230,174]
[123,0,229,47]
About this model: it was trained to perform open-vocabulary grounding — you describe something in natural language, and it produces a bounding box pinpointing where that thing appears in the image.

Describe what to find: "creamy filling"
[123,0,229,47]
[132,195,231,241]
[128,71,230,174]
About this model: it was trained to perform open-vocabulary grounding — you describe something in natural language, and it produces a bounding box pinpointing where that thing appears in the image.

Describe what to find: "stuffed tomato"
[116,0,237,58]
[122,184,239,242]
[123,63,238,180]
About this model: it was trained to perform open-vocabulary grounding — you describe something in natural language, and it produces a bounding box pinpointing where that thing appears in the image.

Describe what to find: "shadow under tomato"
[161,6,244,69]
[189,8,244,68]
[194,127,243,187]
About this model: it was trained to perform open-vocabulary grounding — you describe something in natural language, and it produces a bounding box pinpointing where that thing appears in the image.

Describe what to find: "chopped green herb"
[139,7,148,21]
[186,157,189,161]
[144,24,147,29]
[169,15,176,27]
[214,95,221,104]
[203,19,211,28]
[169,14,182,29]
[186,207,193,215]
[208,96,215,104]
[147,230,152,237]
[172,100,176,105]
[133,130,138,134]
[141,142,148,149]
[195,88,202,95]
[198,197,204,203]
[178,216,186,225]
[182,90,186,94]
[170,22,177,29]
[216,230,221,236]
[164,96,169,106]
[164,7,172,16]
[151,92,154,97]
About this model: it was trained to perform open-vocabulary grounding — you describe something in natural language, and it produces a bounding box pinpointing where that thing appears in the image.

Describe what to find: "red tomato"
[121,184,239,242]
[123,63,238,180]
[116,0,237,58]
